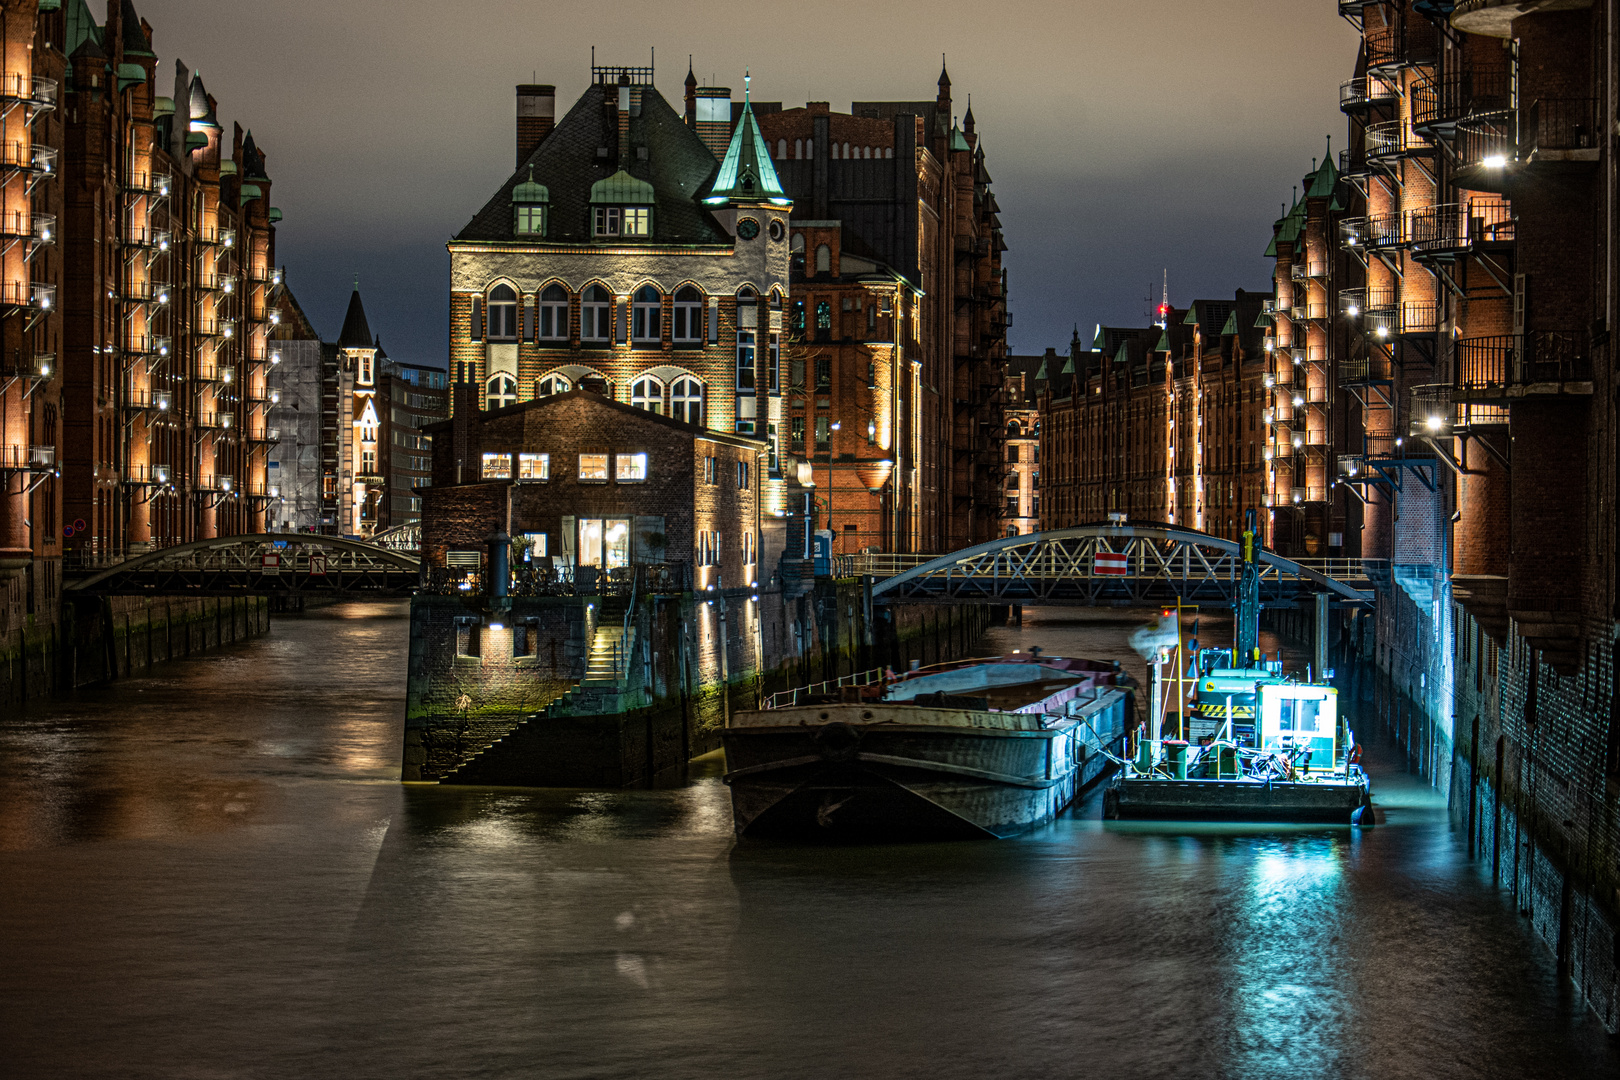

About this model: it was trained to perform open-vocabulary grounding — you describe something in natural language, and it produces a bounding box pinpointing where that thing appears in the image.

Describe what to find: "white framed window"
[631,285,662,342]
[594,206,651,237]
[615,452,647,482]
[594,206,621,237]
[517,452,549,481]
[736,330,756,392]
[515,204,546,236]
[536,374,571,397]
[538,284,568,340]
[358,354,373,384]
[487,284,519,341]
[361,449,376,474]
[481,452,511,480]
[622,207,650,236]
[581,285,611,342]
[671,377,704,426]
[578,453,608,482]
[631,377,663,414]
[486,373,517,410]
[742,530,755,565]
[673,286,703,344]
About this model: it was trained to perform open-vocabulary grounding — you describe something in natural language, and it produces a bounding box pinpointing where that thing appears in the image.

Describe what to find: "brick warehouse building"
[447,61,793,524]
[755,68,1010,554]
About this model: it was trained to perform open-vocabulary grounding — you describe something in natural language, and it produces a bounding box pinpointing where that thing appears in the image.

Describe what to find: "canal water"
[2,602,1615,1079]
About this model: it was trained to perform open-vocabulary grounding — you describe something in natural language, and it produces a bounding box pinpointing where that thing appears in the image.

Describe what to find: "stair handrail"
[620,564,640,682]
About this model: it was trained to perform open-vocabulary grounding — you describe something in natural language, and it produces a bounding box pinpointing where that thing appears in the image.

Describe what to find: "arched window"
[884,147,893,159]
[671,377,704,426]
[536,374,571,397]
[632,285,662,343]
[815,244,831,273]
[631,376,664,414]
[794,138,803,159]
[777,138,787,159]
[790,233,806,271]
[538,284,569,341]
[815,301,832,331]
[486,373,517,411]
[581,285,611,342]
[1008,420,1022,438]
[842,142,850,158]
[673,286,703,344]
[487,284,518,341]
[830,143,838,160]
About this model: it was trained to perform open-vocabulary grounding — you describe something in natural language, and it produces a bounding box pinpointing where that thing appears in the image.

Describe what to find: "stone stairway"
[582,624,628,685]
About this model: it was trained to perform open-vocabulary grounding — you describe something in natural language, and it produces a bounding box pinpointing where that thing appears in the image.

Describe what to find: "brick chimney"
[617,74,631,164]
[694,87,732,158]
[515,84,555,167]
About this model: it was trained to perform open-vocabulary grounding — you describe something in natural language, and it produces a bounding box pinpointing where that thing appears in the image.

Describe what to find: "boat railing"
[764,666,889,709]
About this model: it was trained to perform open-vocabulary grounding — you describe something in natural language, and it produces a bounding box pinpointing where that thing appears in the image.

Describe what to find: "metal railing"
[1409,199,1514,253]
[1340,73,1400,109]
[765,666,890,710]
[1522,98,1598,156]
[0,73,58,108]
[0,141,55,174]
[0,280,53,309]
[0,444,54,471]
[1411,68,1513,129]
[1455,331,1591,392]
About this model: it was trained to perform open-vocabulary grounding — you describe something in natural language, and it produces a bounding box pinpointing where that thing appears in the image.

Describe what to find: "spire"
[936,56,951,112]
[963,94,975,135]
[338,285,373,350]
[938,55,950,90]
[704,78,789,206]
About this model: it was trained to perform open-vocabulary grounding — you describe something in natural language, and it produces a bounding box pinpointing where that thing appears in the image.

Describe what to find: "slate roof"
[338,288,373,349]
[455,83,728,246]
[120,0,153,57]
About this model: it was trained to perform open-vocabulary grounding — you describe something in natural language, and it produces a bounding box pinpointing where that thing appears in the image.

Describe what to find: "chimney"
[684,61,697,127]
[694,87,731,158]
[617,74,631,164]
[515,84,555,167]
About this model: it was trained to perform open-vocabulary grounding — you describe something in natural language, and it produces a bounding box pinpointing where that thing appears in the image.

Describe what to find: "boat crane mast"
[1236,508,1262,666]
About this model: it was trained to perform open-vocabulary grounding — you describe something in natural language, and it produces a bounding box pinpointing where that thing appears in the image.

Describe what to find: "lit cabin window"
[616,452,647,482]
[578,453,609,482]
[538,284,568,340]
[481,452,512,480]
[517,452,549,481]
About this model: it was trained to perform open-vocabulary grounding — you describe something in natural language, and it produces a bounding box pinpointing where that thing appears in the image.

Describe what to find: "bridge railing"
[837,550,1389,584]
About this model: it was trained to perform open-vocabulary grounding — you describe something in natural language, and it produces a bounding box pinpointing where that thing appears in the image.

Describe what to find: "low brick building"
[421,386,765,591]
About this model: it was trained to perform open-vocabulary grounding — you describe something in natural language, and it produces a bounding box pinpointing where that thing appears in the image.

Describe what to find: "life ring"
[1348,743,1363,766]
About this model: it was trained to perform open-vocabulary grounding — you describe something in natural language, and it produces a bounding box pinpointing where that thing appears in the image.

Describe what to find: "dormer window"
[510,166,550,237]
[589,169,655,239]
[594,206,650,237]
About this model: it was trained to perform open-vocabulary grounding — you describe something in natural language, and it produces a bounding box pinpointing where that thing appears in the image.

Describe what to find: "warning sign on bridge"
[309,552,327,576]
[1093,552,1128,577]
[261,552,281,575]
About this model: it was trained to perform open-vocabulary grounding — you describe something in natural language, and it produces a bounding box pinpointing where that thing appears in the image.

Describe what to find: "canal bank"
[0,594,270,708]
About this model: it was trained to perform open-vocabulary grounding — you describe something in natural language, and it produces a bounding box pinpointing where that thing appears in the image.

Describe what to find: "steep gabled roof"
[705,95,788,204]
[456,83,728,245]
[338,287,373,350]
[120,0,154,57]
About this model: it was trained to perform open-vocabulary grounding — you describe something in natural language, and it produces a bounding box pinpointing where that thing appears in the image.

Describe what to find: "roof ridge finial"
[353,273,358,290]
[744,67,750,104]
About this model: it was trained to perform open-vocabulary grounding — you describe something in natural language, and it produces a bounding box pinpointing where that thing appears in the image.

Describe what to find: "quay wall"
[402,581,1001,786]
[0,594,271,707]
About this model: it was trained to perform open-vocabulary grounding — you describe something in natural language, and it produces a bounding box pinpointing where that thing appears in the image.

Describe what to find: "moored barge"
[723,655,1135,841]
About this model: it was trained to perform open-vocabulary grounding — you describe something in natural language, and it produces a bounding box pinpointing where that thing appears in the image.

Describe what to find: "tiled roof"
[338,288,373,349]
[455,83,728,246]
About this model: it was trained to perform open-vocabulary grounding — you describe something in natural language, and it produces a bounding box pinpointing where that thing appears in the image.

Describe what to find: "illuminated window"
[536,374,571,397]
[631,377,663,414]
[515,203,546,236]
[791,417,804,450]
[815,301,832,331]
[594,206,651,237]
[581,285,611,342]
[485,373,517,410]
[671,377,704,426]
[538,284,568,340]
[815,416,830,449]
[673,286,703,344]
[577,453,608,481]
[487,284,518,340]
[632,285,662,343]
[361,449,376,474]
[481,452,511,480]
[517,452,549,481]
[616,452,647,482]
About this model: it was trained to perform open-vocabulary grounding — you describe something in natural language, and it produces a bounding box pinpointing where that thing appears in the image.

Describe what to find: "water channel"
[3,602,1616,1079]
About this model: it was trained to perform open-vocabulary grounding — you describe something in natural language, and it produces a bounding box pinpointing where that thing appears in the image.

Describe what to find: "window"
[777,138,787,158]
[616,452,647,482]
[577,453,608,482]
[622,207,650,236]
[790,234,806,272]
[361,449,376,475]
[792,298,806,331]
[632,285,662,343]
[517,452,549,481]
[481,452,511,480]
[359,354,373,384]
[1008,444,1020,463]
[736,330,756,392]
[814,355,831,389]
[594,206,620,236]
[791,416,804,450]
[671,377,704,426]
[769,335,780,392]
[742,530,755,565]
[486,373,517,410]
[536,374,570,397]
[815,416,830,449]
[737,460,750,489]
[538,284,568,340]
[1007,497,1019,517]
[581,285,611,341]
[673,286,703,344]
[631,377,663,414]
[767,423,779,472]
[515,203,546,236]
[487,284,518,341]
[704,455,716,485]
[815,301,832,332]
[815,244,831,273]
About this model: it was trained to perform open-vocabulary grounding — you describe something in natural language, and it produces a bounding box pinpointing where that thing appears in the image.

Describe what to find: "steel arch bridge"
[865,524,1377,608]
[66,533,421,597]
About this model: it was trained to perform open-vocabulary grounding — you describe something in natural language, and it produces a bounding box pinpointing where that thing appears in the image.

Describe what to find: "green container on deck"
[1164,740,1189,780]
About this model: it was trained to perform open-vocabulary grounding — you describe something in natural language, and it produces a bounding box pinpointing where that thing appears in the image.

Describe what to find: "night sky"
[131,0,1357,364]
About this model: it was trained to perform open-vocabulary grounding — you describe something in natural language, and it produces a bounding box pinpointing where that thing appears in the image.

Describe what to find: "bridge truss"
[866,525,1376,608]
[66,533,421,597]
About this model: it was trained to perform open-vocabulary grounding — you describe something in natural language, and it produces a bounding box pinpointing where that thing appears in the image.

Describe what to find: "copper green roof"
[1254,311,1274,328]
[239,183,263,205]
[1060,356,1075,375]
[705,95,787,204]
[1220,310,1240,335]
[1034,359,1048,380]
[1265,198,1306,256]
[1305,154,1338,199]
[116,62,144,92]
[1155,329,1172,351]
[590,168,655,205]
[950,126,970,152]
[512,165,549,203]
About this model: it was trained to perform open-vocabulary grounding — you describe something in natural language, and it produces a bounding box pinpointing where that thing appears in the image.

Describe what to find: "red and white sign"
[1093,552,1129,577]
[261,552,281,575]
[309,552,327,576]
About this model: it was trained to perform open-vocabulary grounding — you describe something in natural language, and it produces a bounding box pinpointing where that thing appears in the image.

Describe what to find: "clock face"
[737,218,760,240]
